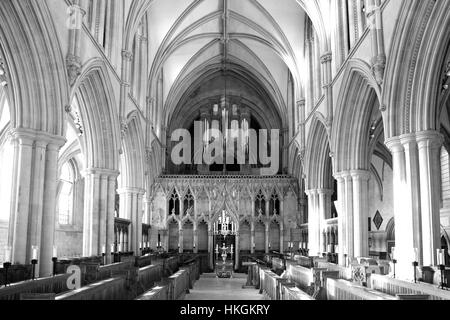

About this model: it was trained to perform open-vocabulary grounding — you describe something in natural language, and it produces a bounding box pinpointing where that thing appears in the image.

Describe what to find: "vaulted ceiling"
[140,0,309,128]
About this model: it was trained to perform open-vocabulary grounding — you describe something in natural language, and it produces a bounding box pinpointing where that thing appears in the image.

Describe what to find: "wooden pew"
[138,264,163,292]
[316,261,352,280]
[167,269,189,300]
[281,285,314,301]
[136,285,169,300]
[56,277,128,300]
[286,264,314,290]
[0,274,71,300]
[326,278,396,300]
[370,274,450,301]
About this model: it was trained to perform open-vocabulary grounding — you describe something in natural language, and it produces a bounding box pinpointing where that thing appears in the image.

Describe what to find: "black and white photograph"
[0,0,449,313]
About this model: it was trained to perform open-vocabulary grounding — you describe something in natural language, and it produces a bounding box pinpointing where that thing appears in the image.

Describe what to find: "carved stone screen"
[197,222,208,252]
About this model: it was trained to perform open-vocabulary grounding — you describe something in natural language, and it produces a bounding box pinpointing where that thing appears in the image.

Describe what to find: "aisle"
[184,273,265,300]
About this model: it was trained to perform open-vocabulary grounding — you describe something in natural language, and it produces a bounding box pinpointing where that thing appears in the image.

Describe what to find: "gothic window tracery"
[255,190,266,216]
[169,189,180,216]
[269,190,280,216]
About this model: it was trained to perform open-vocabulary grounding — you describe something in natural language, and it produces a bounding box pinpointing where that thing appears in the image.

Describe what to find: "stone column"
[179,228,184,253]
[265,223,270,254]
[317,189,333,254]
[119,187,145,255]
[40,142,63,276]
[416,131,444,266]
[251,222,255,254]
[351,170,371,258]
[208,228,214,269]
[235,231,240,270]
[83,168,119,258]
[280,225,284,254]
[8,130,65,277]
[386,136,422,279]
[306,190,321,256]
[193,226,198,254]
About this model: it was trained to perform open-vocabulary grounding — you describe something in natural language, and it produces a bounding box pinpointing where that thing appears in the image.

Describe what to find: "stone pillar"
[119,187,145,256]
[40,142,62,277]
[7,130,65,277]
[83,168,119,258]
[351,170,371,258]
[208,228,214,269]
[251,222,255,254]
[179,228,184,253]
[193,226,198,254]
[334,172,353,263]
[416,131,444,266]
[235,231,240,270]
[280,225,284,254]
[265,223,270,254]
[317,189,333,254]
[306,190,321,256]
[386,136,422,279]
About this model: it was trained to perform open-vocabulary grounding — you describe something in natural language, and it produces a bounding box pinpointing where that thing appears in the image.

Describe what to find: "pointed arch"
[382,0,450,137]
[332,59,382,173]
[120,111,145,189]
[0,0,69,136]
[305,115,332,190]
[71,59,120,171]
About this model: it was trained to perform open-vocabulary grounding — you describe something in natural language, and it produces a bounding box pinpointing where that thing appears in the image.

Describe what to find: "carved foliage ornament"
[0,56,8,87]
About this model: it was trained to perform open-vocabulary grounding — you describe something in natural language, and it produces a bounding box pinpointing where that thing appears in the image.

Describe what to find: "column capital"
[121,50,133,61]
[415,130,444,149]
[118,187,146,196]
[349,170,371,181]
[305,189,319,197]
[333,171,352,181]
[296,99,306,108]
[84,168,120,178]
[385,136,404,153]
[9,128,66,148]
[399,132,418,146]
[320,52,333,64]
[317,189,334,196]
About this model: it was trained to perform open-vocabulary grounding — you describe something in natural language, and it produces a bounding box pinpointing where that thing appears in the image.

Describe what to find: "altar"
[215,243,234,278]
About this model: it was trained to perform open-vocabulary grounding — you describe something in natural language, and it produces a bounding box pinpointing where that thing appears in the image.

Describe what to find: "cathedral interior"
[0,0,450,302]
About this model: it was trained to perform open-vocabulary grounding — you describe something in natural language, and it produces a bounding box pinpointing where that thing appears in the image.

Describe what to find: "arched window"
[269,190,280,216]
[169,189,180,216]
[58,161,75,225]
[255,190,266,216]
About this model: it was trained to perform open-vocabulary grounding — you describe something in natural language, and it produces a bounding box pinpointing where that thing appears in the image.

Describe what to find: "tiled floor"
[185,273,265,300]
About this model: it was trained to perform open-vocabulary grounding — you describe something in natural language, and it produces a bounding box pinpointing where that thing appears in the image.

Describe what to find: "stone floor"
[184,273,265,300]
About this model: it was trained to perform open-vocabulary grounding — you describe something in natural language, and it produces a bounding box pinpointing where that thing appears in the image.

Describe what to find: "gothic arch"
[71,59,120,171]
[120,111,146,189]
[383,0,450,137]
[332,59,382,173]
[0,1,69,136]
[304,116,332,190]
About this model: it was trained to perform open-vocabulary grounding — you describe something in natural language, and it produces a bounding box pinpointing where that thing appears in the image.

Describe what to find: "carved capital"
[320,52,332,64]
[122,50,133,62]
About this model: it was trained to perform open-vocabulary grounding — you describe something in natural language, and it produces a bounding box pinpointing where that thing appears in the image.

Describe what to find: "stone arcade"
[0,0,449,301]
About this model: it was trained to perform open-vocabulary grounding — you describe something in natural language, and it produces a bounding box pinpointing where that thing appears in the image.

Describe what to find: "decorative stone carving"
[66,54,81,86]
[371,54,386,85]
[0,56,8,87]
